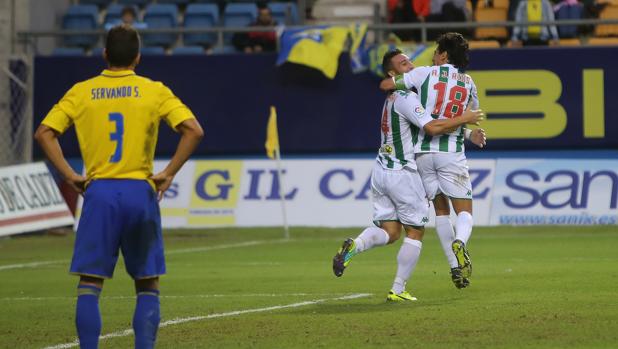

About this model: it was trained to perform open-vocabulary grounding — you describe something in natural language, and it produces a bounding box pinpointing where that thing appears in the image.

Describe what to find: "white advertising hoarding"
[0,162,74,236]
[490,159,618,225]
[156,158,495,228]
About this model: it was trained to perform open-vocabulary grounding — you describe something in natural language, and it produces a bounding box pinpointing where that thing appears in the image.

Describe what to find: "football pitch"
[0,226,617,348]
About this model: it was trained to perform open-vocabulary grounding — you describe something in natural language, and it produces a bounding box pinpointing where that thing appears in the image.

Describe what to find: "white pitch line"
[43,293,372,349]
[0,239,291,272]
[1,293,354,302]
[0,260,66,271]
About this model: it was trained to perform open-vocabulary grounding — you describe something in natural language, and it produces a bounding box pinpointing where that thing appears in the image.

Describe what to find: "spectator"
[232,7,278,53]
[510,0,560,46]
[425,1,470,40]
[104,6,147,31]
[387,0,430,41]
[553,0,584,38]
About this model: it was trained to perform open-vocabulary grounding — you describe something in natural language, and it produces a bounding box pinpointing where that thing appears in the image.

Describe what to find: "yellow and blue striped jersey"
[41,69,195,182]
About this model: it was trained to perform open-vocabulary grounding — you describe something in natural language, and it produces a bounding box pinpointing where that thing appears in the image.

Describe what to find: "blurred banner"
[73,157,617,228]
[34,48,618,157]
[0,163,74,236]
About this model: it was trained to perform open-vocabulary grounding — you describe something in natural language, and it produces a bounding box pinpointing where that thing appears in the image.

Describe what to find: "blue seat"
[63,5,99,47]
[268,2,299,25]
[91,47,104,57]
[223,3,258,43]
[104,4,140,26]
[184,4,219,47]
[141,46,166,55]
[52,47,85,56]
[143,4,178,47]
[172,46,205,55]
[80,0,113,8]
[211,45,238,54]
[117,0,150,8]
[157,0,191,5]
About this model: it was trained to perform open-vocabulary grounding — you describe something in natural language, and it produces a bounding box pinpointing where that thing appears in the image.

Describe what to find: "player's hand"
[470,128,487,148]
[150,171,174,201]
[66,173,87,194]
[462,109,484,126]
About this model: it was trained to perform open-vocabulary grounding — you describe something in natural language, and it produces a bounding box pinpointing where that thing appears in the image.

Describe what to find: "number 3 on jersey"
[432,83,468,118]
[108,112,124,163]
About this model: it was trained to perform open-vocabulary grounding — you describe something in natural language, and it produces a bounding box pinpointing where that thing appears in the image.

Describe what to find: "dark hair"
[436,32,469,69]
[121,6,136,18]
[105,24,140,68]
[382,49,403,76]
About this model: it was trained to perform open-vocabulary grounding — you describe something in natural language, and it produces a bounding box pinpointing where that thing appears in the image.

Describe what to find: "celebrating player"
[34,25,203,349]
[380,32,483,288]
[332,49,483,301]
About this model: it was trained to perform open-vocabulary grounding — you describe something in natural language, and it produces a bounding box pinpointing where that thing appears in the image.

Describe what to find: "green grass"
[1,226,617,348]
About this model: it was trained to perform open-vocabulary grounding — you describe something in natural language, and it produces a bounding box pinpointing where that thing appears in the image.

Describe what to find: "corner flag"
[265,106,279,159]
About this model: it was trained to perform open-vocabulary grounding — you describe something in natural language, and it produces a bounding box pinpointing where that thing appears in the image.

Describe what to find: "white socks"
[392,238,422,294]
[353,227,390,254]
[455,211,473,245]
[435,215,458,268]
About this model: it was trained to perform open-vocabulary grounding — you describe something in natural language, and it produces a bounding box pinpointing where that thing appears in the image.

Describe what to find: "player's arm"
[423,110,484,136]
[34,125,86,193]
[151,86,204,199]
[379,67,428,92]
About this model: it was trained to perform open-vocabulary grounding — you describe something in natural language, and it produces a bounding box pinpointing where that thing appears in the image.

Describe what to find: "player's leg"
[435,152,474,278]
[333,164,399,277]
[417,153,465,287]
[119,180,165,349]
[70,180,122,349]
[387,169,428,301]
[133,277,160,349]
[76,276,104,349]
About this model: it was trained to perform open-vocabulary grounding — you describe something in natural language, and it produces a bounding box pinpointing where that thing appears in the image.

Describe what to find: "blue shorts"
[70,179,165,279]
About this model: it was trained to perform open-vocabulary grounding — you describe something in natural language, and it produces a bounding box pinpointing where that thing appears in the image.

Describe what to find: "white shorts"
[416,152,472,200]
[371,162,429,227]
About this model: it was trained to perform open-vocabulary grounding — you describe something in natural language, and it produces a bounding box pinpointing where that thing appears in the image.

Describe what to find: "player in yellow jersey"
[34,25,203,349]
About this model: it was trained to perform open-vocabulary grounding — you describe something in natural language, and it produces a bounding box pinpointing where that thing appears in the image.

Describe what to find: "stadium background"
[1,0,617,348]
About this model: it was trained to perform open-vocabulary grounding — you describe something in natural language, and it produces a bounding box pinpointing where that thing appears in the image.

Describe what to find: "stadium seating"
[172,46,205,54]
[558,38,581,46]
[143,4,179,47]
[63,5,100,47]
[183,4,220,47]
[587,37,618,45]
[79,0,113,8]
[141,46,166,54]
[104,4,140,25]
[158,0,192,6]
[117,0,150,7]
[475,7,508,40]
[477,0,509,9]
[223,3,258,43]
[555,3,583,38]
[595,6,618,36]
[52,47,86,56]
[468,40,501,48]
[211,45,238,54]
[268,2,299,25]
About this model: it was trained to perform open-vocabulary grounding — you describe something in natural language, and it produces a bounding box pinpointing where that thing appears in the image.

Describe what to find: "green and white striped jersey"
[402,64,479,153]
[377,90,434,170]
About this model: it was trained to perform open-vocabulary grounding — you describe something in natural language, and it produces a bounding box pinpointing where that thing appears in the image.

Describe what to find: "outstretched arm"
[34,125,86,193]
[151,118,204,200]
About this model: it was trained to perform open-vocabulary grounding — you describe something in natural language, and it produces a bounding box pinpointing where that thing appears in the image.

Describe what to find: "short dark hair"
[436,32,469,69]
[121,6,136,18]
[105,24,140,68]
[382,49,403,76]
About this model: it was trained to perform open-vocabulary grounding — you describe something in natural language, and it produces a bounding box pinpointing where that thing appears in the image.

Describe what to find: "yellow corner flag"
[265,106,280,159]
